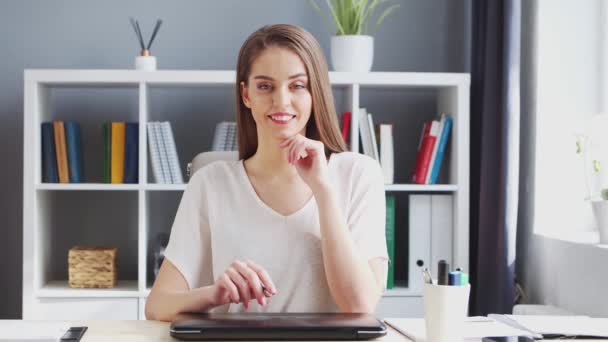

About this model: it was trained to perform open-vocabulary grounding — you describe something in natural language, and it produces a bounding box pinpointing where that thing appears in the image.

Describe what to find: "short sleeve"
[346,157,389,288]
[163,171,213,290]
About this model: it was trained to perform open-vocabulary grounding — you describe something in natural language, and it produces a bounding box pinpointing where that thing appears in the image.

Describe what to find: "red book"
[341,111,351,145]
[412,121,439,184]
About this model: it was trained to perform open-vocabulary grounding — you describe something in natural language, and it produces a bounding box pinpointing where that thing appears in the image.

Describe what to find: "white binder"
[408,195,432,294]
[430,195,453,276]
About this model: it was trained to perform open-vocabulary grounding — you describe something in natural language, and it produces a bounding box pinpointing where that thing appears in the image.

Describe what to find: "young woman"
[145,24,388,322]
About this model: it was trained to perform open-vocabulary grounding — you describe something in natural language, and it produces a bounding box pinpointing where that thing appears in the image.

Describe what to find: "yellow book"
[111,122,126,183]
[53,121,69,184]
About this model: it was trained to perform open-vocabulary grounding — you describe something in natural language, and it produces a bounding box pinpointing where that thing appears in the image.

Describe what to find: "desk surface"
[2,320,604,342]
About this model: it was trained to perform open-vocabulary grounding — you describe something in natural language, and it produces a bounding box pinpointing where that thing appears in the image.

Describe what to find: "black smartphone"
[482,337,535,342]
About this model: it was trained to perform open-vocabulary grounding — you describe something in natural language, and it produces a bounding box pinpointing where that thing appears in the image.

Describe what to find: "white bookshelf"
[23,69,470,320]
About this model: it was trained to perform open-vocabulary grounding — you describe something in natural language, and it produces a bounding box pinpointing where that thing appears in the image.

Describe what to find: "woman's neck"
[246,136,299,181]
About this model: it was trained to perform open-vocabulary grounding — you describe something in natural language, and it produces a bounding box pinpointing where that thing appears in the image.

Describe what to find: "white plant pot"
[591,200,608,244]
[135,55,157,71]
[330,35,374,72]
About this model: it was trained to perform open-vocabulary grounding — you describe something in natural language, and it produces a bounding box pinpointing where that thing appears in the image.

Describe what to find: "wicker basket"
[68,246,117,288]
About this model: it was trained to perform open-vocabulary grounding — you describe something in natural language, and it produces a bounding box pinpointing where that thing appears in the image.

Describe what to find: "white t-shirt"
[163,151,388,313]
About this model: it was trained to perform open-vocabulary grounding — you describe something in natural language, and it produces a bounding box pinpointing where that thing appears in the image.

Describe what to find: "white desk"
[1,320,604,341]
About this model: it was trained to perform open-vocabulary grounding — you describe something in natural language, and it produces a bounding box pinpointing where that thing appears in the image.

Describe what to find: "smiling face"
[240,46,313,141]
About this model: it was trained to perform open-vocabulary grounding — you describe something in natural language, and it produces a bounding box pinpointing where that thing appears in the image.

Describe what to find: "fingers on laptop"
[227,265,252,309]
[219,273,240,304]
[232,260,269,307]
[245,260,277,296]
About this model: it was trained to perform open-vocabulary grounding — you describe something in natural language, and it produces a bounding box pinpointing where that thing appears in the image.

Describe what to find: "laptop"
[170,312,388,340]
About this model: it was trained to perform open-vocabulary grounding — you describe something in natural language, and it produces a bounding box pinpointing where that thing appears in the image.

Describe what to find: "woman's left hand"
[280,134,330,194]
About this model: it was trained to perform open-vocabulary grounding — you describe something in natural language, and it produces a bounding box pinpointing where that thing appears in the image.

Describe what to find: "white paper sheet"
[0,321,69,342]
[384,317,535,342]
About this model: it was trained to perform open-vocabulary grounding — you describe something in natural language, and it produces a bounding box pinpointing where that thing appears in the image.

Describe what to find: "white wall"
[523,0,608,316]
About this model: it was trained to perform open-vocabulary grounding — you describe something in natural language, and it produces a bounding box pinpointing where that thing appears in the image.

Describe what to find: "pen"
[261,284,273,297]
[422,267,433,285]
[448,271,462,286]
[438,260,449,285]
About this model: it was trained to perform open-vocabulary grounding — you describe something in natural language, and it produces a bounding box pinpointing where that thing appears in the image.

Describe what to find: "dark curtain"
[470,0,521,315]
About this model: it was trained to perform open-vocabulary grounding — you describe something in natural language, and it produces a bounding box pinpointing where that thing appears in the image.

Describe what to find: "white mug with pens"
[422,260,470,342]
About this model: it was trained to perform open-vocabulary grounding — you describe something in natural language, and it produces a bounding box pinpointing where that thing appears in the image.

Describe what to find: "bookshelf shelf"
[35,183,140,191]
[144,184,187,191]
[24,69,469,320]
[37,280,140,298]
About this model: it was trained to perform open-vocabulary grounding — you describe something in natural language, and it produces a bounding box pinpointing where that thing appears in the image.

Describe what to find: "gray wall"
[0,0,469,318]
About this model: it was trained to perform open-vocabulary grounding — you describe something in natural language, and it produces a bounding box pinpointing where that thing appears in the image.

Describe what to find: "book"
[161,121,184,184]
[110,122,126,184]
[429,114,453,184]
[212,121,237,151]
[358,108,374,158]
[102,122,111,183]
[379,124,394,184]
[41,122,58,183]
[385,194,396,289]
[153,122,171,183]
[147,122,164,183]
[53,121,69,184]
[367,113,379,161]
[341,111,351,146]
[408,194,431,294]
[412,120,439,184]
[425,116,444,184]
[124,122,139,184]
[64,121,84,183]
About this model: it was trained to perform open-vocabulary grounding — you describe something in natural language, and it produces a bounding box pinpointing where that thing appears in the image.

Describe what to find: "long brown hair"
[235,24,347,160]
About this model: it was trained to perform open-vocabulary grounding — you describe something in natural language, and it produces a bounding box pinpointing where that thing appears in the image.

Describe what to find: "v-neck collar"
[237,154,335,220]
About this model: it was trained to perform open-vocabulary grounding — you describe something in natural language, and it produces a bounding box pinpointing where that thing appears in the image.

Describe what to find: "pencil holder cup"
[423,283,470,342]
[135,55,156,71]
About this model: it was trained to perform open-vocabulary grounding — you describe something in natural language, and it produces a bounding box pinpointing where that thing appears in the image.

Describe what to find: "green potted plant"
[309,0,400,72]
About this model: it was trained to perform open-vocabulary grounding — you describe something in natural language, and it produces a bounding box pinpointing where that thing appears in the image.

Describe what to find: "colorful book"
[102,122,111,183]
[110,122,126,184]
[41,122,58,183]
[124,122,139,184]
[429,115,453,184]
[385,194,396,289]
[412,120,439,184]
[53,121,69,184]
[64,121,84,183]
[425,116,444,184]
[341,111,351,146]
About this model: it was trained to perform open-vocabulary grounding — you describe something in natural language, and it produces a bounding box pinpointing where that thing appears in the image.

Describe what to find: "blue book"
[430,115,453,184]
[124,122,139,183]
[65,121,84,183]
[41,122,58,183]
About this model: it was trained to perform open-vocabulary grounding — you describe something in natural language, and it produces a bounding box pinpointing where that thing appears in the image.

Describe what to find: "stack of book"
[41,121,84,183]
[211,121,237,151]
[147,121,183,184]
[411,114,453,184]
[103,122,139,184]
[341,109,394,184]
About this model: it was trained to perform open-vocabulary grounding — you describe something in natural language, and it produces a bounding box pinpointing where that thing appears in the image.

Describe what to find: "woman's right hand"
[211,260,278,310]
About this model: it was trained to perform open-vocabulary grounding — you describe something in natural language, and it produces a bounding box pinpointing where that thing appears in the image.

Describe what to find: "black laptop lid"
[170,313,387,341]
